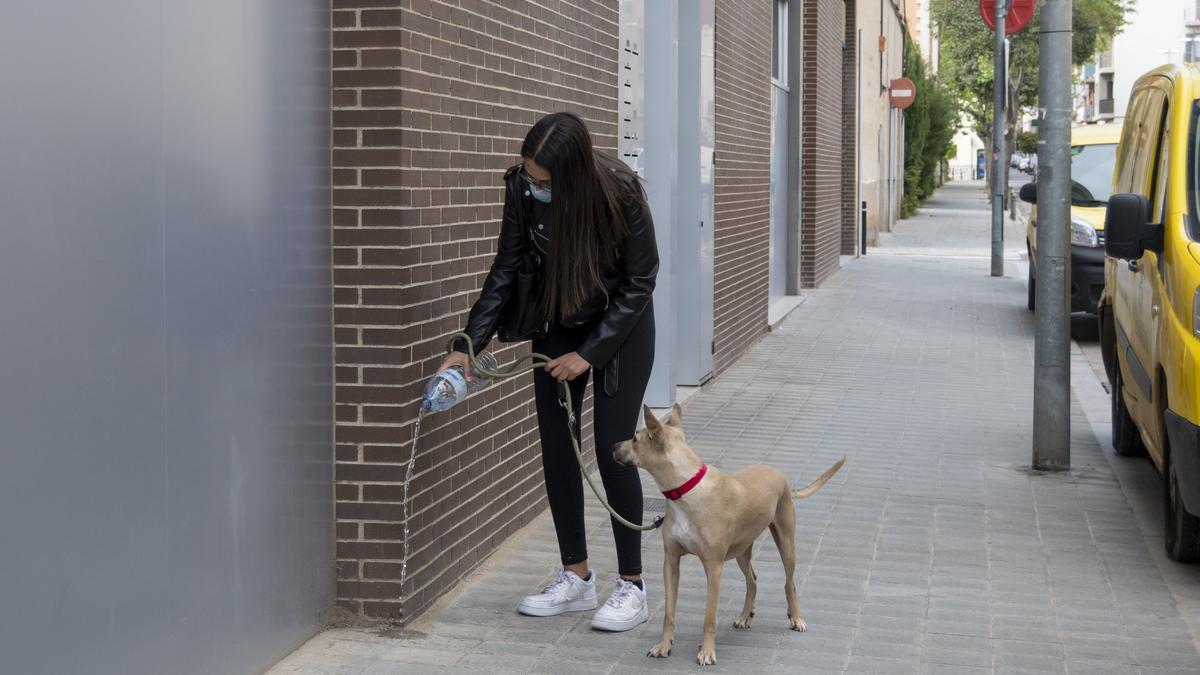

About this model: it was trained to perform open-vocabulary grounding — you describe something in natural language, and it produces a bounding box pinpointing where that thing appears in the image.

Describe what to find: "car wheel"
[1165,441,1200,562]
[1111,364,1147,457]
[1027,259,1036,311]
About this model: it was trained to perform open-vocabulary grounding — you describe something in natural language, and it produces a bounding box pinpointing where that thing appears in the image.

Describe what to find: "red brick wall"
[712,0,772,374]
[800,0,845,287]
[333,0,617,623]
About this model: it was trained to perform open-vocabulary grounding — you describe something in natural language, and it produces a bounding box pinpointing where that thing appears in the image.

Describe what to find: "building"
[856,0,907,242]
[1,3,333,675]
[950,121,987,181]
[905,0,939,74]
[0,2,868,672]
[1075,0,1195,123]
[333,0,859,623]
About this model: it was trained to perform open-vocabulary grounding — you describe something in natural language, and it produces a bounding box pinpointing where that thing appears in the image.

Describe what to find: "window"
[1152,101,1171,223]
[1069,143,1117,204]
[772,0,788,84]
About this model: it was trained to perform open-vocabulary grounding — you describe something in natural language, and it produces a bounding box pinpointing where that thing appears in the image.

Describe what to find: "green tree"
[931,0,1132,182]
[902,34,958,218]
[1017,130,1038,155]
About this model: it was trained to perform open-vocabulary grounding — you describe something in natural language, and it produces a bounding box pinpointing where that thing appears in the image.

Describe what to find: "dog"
[612,404,845,666]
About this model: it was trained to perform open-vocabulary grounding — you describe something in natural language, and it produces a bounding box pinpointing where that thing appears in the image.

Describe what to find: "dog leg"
[732,547,756,629]
[770,517,806,632]
[647,551,680,658]
[696,556,724,665]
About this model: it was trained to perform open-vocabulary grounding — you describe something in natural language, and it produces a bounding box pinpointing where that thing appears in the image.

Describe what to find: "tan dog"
[613,404,844,666]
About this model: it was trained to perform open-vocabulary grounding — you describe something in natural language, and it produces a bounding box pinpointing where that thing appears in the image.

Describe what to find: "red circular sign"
[979,0,1036,35]
[889,77,916,110]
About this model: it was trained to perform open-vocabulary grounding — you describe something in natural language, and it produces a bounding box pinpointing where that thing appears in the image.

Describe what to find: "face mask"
[529,183,552,204]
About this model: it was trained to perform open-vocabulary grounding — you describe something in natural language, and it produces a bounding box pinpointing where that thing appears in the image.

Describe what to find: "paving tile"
[266,183,1200,675]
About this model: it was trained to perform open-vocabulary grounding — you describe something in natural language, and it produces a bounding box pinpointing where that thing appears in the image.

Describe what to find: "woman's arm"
[576,196,659,369]
[452,179,524,356]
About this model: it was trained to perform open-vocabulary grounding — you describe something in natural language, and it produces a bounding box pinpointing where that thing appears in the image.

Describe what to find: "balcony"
[1098,98,1115,117]
[1097,51,1113,72]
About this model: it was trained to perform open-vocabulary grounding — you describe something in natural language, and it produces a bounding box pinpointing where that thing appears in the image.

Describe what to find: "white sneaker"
[517,568,597,616]
[590,577,649,631]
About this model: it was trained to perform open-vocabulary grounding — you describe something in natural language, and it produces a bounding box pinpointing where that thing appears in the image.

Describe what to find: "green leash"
[445,332,664,532]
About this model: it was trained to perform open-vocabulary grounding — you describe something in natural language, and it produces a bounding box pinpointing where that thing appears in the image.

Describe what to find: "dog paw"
[647,642,672,658]
[788,615,808,632]
[732,615,753,629]
[695,646,717,666]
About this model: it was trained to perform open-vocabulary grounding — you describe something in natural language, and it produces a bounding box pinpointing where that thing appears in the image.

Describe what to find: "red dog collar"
[662,464,707,501]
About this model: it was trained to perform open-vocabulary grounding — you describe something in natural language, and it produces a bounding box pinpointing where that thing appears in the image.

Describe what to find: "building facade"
[335,0,857,623]
[904,0,938,74]
[856,0,906,242]
[1075,0,1196,123]
[1,3,333,674]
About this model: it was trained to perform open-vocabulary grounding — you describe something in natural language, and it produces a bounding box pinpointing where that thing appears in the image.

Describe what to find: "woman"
[438,112,658,631]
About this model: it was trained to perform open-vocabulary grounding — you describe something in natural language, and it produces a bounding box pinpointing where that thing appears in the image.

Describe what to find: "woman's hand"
[546,352,590,381]
[438,351,472,381]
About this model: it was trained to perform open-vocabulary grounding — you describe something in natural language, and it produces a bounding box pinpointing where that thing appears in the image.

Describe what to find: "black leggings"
[532,310,654,578]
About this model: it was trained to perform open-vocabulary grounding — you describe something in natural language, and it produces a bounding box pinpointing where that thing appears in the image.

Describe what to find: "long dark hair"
[521,112,645,321]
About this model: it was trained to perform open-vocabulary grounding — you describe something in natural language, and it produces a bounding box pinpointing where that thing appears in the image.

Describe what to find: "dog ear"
[642,405,660,431]
[665,403,682,428]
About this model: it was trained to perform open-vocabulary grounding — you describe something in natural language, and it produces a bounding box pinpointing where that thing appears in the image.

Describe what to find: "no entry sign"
[889,77,916,109]
[980,0,1036,35]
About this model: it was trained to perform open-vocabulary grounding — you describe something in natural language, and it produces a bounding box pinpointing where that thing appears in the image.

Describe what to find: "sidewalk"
[271,181,1200,674]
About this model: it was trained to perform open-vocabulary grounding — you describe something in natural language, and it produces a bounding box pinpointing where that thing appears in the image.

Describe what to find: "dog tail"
[792,457,845,499]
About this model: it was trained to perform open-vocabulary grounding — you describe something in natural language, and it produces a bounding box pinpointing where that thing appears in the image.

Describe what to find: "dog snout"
[611,441,632,466]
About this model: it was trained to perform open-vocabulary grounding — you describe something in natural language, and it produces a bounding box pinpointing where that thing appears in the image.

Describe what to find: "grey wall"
[0,3,332,674]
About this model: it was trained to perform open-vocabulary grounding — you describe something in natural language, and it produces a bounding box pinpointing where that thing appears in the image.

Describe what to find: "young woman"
[438,112,658,631]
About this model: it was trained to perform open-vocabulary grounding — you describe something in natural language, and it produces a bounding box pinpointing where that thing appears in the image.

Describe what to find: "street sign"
[889,77,916,109]
[980,0,1036,35]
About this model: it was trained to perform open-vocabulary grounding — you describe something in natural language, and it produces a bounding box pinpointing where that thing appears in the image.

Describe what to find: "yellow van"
[1023,124,1122,314]
[1099,64,1200,561]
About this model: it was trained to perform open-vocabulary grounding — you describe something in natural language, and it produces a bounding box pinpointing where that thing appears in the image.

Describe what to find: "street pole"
[990,0,1006,277]
[1033,0,1072,470]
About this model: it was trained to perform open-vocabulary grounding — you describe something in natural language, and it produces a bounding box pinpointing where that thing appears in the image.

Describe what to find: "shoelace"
[541,569,572,595]
[606,579,636,607]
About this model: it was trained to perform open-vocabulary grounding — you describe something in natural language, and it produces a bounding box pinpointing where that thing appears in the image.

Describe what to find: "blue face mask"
[529,183,552,204]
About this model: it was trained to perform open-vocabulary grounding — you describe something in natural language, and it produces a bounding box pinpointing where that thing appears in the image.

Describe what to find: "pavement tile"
[268,183,1200,675]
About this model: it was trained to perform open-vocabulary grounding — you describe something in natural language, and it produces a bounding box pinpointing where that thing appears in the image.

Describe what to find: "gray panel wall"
[0,3,332,674]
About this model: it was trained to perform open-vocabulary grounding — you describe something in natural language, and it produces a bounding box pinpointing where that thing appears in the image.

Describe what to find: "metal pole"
[860,200,867,255]
[1033,0,1072,470]
[990,0,1006,277]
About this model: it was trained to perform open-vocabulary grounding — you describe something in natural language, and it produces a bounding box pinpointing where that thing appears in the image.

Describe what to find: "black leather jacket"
[457,164,659,377]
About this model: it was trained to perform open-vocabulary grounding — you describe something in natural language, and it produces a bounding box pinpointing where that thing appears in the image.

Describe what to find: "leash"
[445,332,664,532]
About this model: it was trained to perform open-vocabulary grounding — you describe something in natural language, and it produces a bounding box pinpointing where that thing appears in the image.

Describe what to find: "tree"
[931,0,1132,184]
[902,33,957,218]
[1017,130,1037,155]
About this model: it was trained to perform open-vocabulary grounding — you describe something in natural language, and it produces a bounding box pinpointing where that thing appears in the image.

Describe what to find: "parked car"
[1011,153,1023,168]
[1099,64,1200,561]
[1018,155,1031,172]
[1020,123,1120,314]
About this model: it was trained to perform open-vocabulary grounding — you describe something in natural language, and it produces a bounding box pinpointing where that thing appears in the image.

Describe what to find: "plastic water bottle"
[420,351,497,413]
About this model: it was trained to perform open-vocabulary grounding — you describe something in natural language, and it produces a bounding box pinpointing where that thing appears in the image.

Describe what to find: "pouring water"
[401,351,498,597]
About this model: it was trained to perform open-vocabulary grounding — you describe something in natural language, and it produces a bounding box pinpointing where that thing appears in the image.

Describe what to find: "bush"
[1017,131,1037,156]
[902,34,957,219]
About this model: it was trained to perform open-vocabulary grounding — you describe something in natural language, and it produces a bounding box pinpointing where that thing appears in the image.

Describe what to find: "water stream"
[399,410,423,599]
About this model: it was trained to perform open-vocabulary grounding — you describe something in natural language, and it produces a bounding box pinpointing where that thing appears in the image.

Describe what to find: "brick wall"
[333,0,617,624]
[800,0,845,287]
[841,0,858,255]
[712,0,772,374]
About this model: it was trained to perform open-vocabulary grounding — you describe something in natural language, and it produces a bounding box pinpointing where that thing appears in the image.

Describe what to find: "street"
[271,181,1200,674]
